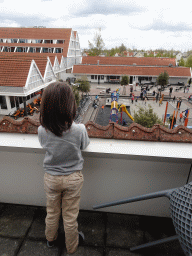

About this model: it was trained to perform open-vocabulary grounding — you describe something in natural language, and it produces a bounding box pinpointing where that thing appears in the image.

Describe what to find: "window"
[19,97,23,104]
[57,40,64,44]
[10,96,15,108]
[0,96,7,109]
[44,40,53,44]
[10,47,15,52]
[42,48,48,53]
[19,39,26,43]
[29,47,36,53]
[95,75,97,79]
[11,39,18,43]
[16,47,24,52]
[55,48,62,53]
[91,75,94,79]
[101,75,104,80]
[36,48,41,53]
[36,39,43,43]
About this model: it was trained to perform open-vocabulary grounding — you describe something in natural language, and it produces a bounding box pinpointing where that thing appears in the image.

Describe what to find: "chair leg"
[130,235,179,252]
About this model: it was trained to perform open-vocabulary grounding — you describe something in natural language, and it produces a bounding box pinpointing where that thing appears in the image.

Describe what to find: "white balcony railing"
[0,133,191,217]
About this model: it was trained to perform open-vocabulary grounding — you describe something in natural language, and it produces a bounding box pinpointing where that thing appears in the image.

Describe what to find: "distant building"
[73,56,190,85]
[134,52,145,57]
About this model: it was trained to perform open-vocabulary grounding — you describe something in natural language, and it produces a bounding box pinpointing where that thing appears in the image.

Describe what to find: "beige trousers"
[44,171,84,254]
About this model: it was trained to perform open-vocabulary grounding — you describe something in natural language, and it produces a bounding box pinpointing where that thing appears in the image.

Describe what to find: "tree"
[120,75,129,85]
[120,75,129,95]
[72,86,80,107]
[185,55,192,68]
[75,75,90,97]
[119,43,127,54]
[88,28,105,56]
[179,57,185,66]
[156,71,169,96]
[134,104,163,128]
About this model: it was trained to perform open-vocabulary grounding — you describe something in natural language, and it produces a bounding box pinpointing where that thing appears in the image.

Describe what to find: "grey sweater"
[38,123,90,176]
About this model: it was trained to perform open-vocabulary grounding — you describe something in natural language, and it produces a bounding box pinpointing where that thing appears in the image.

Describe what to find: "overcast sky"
[0,0,192,52]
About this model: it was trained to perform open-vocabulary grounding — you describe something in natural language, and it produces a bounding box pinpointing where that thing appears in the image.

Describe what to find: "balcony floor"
[0,203,186,256]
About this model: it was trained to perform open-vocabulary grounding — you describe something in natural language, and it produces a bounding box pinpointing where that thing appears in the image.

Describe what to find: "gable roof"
[0,59,31,87]
[73,65,191,77]
[0,52,48,77]
[82,56,176,66]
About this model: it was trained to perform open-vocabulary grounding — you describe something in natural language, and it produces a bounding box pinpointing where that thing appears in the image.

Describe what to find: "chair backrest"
[170,182,192,255]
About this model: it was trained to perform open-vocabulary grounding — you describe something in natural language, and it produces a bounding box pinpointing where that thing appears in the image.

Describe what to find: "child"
[38,82,90,254]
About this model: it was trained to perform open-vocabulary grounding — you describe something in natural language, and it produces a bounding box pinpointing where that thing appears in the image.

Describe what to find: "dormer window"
[55,48,63,53]
[44,40,53,44]
[42,48,48,53]
[36,39,43,43]
[19,39,26,43]
[11,39,18,43]
[56,40,64,44]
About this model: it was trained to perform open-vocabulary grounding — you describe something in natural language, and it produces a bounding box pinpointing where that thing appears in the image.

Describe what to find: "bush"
[134,104,163,128]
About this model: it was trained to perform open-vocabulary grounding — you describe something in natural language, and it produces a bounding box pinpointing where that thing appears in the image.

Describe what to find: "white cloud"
[0,0,191,51]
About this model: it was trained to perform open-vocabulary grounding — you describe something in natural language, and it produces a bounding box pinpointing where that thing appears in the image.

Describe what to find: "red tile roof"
[0,53,48,76]
[0,27,72,57]
[73,65,191,77]
[82,56,176,66]
[0,59,31,87]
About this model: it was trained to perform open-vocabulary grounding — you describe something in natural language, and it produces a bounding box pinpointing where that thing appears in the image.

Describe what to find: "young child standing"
[38,82,90,254]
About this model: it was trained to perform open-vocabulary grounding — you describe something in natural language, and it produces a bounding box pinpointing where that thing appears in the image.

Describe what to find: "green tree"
[72,86,80,107]
[75,76,91,96]
[120,75,129,85]
[179,57,185,66]
[185,55,192,68]
[157,71,169,95]
[148,53,154,57]
[119,43,127,53]
[155,52,162,57]
[134,104,163,128]
[88,28,105,56]
[121,75,129,95]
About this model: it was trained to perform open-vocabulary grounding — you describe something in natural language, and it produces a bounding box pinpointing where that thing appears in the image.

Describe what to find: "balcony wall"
[0,133,191,218]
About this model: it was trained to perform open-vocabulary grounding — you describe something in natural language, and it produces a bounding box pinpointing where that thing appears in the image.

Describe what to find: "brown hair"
[40,81,77,136]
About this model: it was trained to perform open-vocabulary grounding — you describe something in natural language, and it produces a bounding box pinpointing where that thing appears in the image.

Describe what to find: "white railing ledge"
[0,133,191,164]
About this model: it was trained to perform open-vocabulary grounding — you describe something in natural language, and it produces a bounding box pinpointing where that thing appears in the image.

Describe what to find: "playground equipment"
[163,101,191,128]
[109,89,120,123]
[119,104,134,122]
[109,88,134,124]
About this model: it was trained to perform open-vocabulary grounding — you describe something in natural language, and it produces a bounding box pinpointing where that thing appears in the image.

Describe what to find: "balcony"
[0,132,191,255]
[0,203,185,255]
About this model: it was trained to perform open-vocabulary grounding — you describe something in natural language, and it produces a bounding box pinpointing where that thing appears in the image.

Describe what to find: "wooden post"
[171,111,175,129]
[23,97,27,116]
[163,102,168,125]
[184,110,190,127]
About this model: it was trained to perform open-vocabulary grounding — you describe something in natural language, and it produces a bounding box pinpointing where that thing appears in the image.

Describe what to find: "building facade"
[0,27,82,115]
[73,56,191,85]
